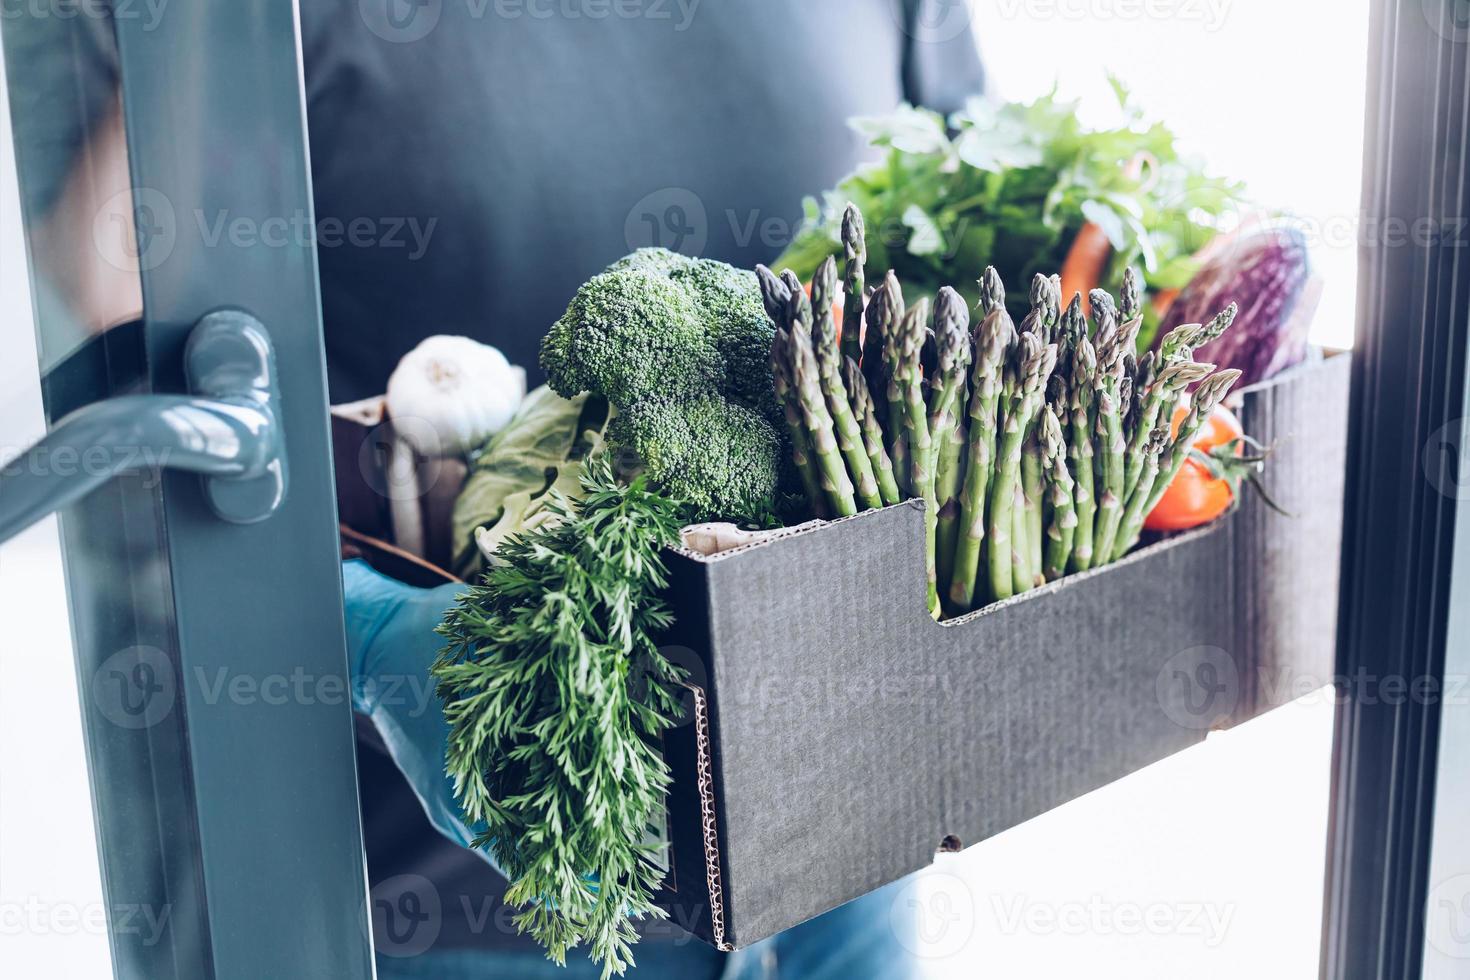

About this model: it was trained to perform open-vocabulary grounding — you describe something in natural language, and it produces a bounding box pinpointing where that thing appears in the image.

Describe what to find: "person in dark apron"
[312,2,987,976]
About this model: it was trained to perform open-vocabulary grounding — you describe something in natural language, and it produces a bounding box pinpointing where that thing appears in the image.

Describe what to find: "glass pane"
[0,71,109,975]
[0,9,209,979]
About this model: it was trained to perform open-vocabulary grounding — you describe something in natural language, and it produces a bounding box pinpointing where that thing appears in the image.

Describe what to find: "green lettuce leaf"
[450,386,610,577]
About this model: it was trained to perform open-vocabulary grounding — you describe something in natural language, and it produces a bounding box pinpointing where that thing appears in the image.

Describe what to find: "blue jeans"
[374,877,921,980]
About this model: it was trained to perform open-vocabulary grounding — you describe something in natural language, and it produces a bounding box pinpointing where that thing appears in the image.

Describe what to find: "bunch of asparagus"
[758,203,1243,618]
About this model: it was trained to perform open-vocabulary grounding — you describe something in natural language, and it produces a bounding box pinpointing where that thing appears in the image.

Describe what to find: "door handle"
[0,310,287,546]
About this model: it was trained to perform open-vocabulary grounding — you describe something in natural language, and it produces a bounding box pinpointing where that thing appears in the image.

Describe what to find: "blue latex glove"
[342,559,491,863]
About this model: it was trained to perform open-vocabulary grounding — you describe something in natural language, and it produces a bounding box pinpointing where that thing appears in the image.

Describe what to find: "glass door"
[0,5,373,979]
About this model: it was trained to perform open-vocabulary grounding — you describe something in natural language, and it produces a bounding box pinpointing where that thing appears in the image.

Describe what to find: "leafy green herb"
[434,455,689,976]
[776,84,1245,349]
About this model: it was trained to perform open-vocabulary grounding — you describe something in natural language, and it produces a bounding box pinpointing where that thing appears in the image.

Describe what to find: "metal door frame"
[1324,1,1470,976]
[1,3,375,977]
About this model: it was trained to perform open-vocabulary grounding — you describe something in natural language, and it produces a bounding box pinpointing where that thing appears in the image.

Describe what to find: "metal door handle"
[0,310,286,546]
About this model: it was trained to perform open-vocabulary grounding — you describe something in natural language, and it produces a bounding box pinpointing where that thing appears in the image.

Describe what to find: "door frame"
[1,4,376,978]
[1323,0,1470,976]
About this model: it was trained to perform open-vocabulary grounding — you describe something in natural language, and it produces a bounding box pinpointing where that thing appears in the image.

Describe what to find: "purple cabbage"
[1156,226,1320,386]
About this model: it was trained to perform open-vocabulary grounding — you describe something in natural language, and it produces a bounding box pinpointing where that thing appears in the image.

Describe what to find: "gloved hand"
[342,558,491,863]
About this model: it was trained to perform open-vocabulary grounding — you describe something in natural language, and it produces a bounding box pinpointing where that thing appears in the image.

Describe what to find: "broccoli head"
[541,248,786,522]
[607,397,781,523]
[541,265,718,405]
[662,256,777,408]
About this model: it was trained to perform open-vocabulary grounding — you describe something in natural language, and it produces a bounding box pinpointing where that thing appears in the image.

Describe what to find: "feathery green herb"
[435,458,689,977]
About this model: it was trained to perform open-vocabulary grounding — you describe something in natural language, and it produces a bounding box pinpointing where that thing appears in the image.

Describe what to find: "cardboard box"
[655,352,1351,949]
[331,354,1351,953]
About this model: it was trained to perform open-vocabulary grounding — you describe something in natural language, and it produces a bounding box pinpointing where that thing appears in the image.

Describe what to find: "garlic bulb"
[386,336,525,457]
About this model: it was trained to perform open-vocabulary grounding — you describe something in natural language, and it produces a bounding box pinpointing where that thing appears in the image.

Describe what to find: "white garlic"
[386,335,525,457]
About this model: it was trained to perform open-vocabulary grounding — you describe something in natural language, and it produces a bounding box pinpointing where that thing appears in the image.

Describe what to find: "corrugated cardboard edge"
[680,680,733,952]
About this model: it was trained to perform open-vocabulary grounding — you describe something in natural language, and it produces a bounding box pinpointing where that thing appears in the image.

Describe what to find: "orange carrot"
[1060,222,1112,317]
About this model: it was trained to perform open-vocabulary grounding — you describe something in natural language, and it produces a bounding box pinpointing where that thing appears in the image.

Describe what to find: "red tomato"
[1144,402,1244,531]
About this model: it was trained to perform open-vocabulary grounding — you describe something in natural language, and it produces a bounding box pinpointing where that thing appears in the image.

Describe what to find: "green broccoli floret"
[607,398,780,523]
[667,259,778,410]
[540,248,785,522]
[542,267,718,405]
[607,247,696,278]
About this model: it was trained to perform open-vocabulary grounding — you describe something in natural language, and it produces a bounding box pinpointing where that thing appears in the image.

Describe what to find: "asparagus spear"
[1119,350,1137,431]
[861,270,888,381]
[949,306,1014,611]
[987,334,1052,601]
[1156,322,1203,364]
[786,291,858,517]
[978,266,1006,318]
[875,273,910,495]
[860,277,890,446]
[1050,291,1085,460]
[768,327,827,516]
[781,269,813,334]
[1008,275,1060,587]
[1114,368,1244,560]
[921,326,939,410]
[1121,307,1236,513]
[1118,311,1144,352]
[1020,428,1045,588]
[894,297,939,613]
[1111,424,1172,563]
[1020,273,1060,341]
[1067,335,1098,572]
[840,204,867,366]
[1042,276,1062,341]
[1119,267,1142,323]
[1126,351,1157,445]
[1122,359,1213,504]
[1012,472,1032,592]
[1191,303,1238,352]
[780,266,864,510]
[757,267,827,514]
[1156,303,1237,366]
[811,257,883,511]
[1040,404,1077,581]
[810,254,839,331]
[1058,291,1086,358]
[1090,301,1129,564]
[1137,368,1245,520]
[930,287,973,596]
[843,356,902,506]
